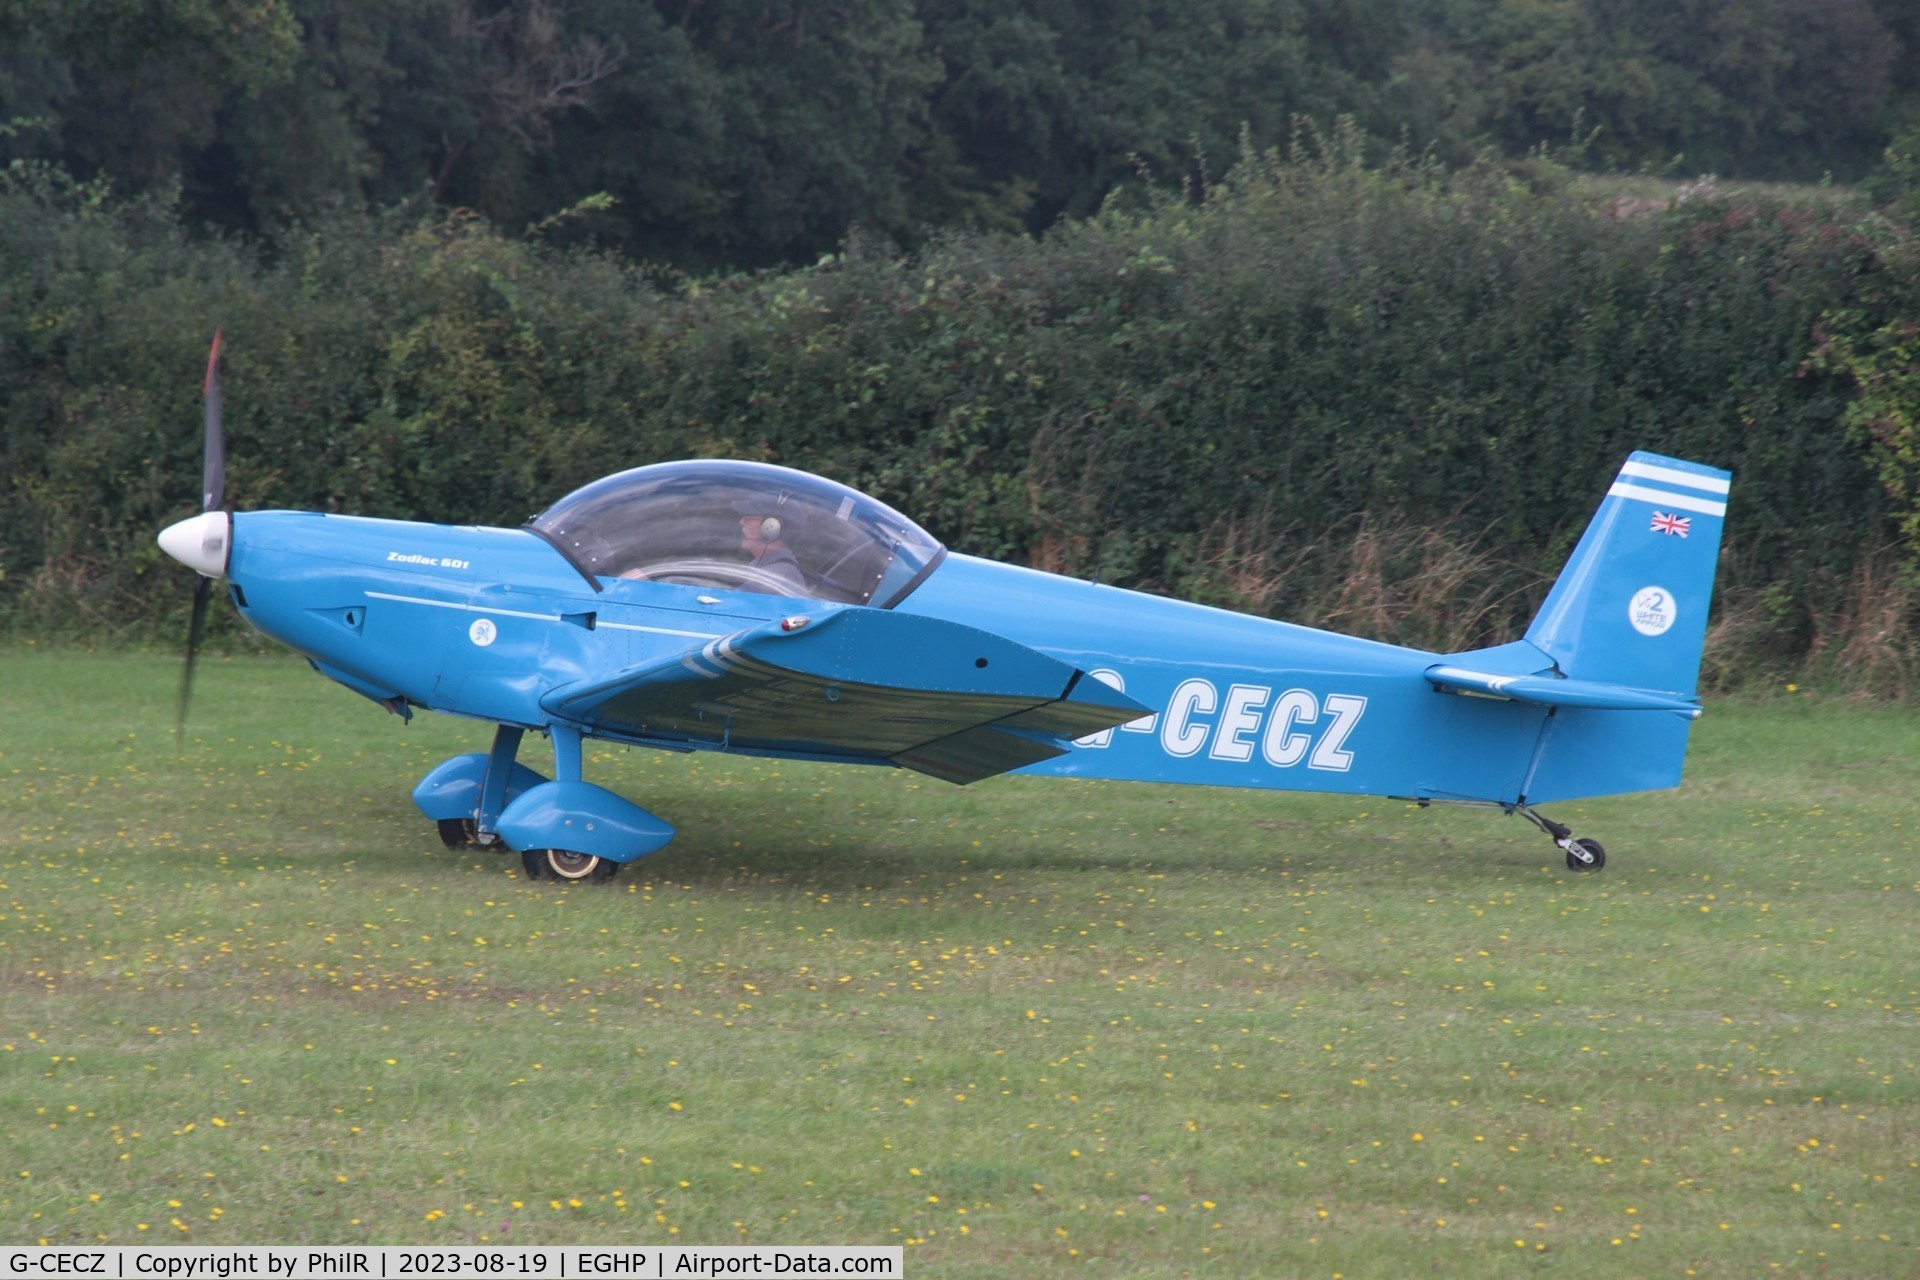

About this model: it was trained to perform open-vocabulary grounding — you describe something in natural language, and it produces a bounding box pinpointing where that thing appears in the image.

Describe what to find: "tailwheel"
[1515,805,1608,873]
[1565,837,1606,872]
[524,848,619,883]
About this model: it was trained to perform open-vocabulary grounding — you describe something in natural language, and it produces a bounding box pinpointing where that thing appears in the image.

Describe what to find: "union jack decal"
[1649,511,1691,537]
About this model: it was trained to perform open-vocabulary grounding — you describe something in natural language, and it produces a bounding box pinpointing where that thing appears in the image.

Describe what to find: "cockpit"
[527,459,947,607]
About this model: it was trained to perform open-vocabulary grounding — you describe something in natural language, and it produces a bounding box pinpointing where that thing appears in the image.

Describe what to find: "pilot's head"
[732,492,792,553]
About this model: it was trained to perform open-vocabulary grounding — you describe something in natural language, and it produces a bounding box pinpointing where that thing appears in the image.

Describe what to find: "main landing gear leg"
[434,724,524,850]
[473,725,525,849]
[1517,806,1606,872]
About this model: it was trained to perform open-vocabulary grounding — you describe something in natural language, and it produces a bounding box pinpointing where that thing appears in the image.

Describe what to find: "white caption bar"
[2,1247,902,1280]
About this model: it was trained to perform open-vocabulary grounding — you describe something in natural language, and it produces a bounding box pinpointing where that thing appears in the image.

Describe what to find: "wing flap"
[544,606,1150,782]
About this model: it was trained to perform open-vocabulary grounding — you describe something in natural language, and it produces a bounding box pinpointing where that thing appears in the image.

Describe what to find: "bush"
[1,143,1912,689]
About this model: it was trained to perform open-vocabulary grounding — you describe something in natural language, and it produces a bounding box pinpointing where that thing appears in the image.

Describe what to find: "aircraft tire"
[537,848,619,884]
[1566,838,1606,872]
[437,818,480,849]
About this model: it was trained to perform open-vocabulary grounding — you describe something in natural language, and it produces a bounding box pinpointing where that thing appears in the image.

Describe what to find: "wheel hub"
[546,849,601,879]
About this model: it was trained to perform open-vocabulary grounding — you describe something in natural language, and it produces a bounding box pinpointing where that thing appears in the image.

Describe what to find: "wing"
[541,605,1151,783]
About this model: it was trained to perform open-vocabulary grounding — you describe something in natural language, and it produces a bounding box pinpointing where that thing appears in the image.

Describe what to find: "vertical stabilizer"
[1431,452,1733,803]
[1525,451,1731,695]
[1486,451,1734,803]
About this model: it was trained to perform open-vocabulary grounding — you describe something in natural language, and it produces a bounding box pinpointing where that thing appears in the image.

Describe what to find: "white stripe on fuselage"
[364,591,723,640]
[599,619,727,639]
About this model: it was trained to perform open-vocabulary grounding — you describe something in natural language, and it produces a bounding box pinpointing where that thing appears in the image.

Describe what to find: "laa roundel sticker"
[1628,587,1676,637]
[468,617,498,647]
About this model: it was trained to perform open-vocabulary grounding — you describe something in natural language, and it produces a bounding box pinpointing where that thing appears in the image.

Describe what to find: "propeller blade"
[177,574,212,746]
[201,329,225,513]
[179,330,225,745]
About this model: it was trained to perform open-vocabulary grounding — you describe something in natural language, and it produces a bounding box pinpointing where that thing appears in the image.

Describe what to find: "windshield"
[527,459,946,607]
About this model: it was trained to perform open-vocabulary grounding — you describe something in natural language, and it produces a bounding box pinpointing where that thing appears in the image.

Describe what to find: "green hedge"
[4,144,1916,688]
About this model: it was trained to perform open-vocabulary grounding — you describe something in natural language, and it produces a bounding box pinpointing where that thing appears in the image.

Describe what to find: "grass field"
[2,649,1917,1277]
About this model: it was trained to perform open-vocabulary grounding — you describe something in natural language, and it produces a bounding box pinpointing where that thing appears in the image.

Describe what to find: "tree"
[430,0,622,203]
[0,0,298,218]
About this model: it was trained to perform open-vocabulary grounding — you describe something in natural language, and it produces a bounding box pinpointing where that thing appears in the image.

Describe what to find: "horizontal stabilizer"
[542,605,1149,783]
[1424,664,1701,715]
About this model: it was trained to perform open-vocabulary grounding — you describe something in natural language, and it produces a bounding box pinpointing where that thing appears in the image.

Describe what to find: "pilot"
[733,493,808,594]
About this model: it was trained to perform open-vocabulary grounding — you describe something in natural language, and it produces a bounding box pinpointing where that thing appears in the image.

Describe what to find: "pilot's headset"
[755,493,791,542]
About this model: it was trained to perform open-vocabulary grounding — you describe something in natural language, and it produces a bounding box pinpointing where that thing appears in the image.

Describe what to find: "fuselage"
[215,506,1634,808]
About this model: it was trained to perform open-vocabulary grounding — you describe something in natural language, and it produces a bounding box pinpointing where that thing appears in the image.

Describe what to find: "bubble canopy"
[527,459,947,607]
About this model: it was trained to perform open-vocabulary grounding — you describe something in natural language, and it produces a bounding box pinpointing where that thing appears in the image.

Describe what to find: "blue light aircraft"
[161,339,1731,882]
